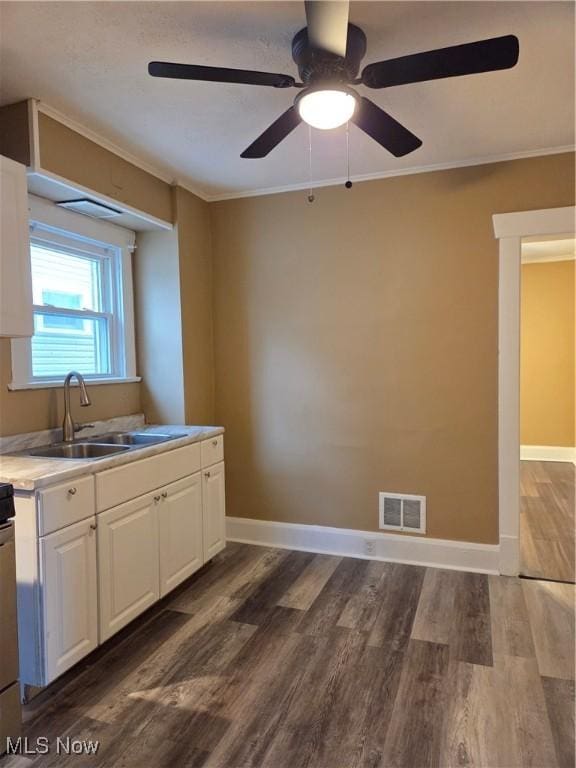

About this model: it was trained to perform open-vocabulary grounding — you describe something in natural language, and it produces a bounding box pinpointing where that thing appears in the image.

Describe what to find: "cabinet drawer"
[38,476,95,536]
[96,442,201,512]
[201,435,224,468]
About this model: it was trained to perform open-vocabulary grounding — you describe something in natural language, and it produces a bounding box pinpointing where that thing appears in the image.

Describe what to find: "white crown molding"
[32,101,574,204]
[206,145,575,202]
[521,445,576,464]
[226,516,500,574]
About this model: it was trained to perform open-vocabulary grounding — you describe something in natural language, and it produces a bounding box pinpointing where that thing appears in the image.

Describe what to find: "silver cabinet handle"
[161,491,168,499]
[212,439,218,447]
[68,487,77,495]
[204,471,211,478]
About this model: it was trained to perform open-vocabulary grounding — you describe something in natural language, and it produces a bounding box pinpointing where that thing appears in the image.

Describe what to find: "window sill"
[8,376,142,391]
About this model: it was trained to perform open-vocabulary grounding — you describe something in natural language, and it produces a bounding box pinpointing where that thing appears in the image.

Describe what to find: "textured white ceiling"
[0,1,574,198]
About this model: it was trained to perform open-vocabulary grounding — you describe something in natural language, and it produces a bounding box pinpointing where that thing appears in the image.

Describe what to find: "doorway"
[493,205,575,578]
[519,236,575,582]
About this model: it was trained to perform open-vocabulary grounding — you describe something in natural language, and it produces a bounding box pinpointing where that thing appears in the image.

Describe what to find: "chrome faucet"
[62,371,92,442]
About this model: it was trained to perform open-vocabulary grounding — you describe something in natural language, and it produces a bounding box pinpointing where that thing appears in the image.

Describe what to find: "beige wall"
[0,339,141,436]
[38,113,173,223]
[521,259,575,447]
[176,187,215,425]
[0,102,173,223]
[212,153,575,544]
[134,226,185,424]
[134,187,215,426]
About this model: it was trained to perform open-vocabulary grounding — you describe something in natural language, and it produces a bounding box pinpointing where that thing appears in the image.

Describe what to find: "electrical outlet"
[364,539,376,556]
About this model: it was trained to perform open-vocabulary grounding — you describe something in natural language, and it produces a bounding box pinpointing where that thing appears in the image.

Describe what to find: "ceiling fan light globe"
[297,89,356,130]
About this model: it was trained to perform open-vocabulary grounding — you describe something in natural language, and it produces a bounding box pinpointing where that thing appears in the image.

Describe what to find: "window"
[10,196,138,389]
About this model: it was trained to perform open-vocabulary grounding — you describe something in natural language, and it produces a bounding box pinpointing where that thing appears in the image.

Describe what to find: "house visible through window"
[31,244,111,377]
[10,196,138,388]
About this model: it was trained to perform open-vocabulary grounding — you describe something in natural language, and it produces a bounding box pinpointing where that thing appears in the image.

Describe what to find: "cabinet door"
[0,156,33,338]
[40,517,98,684]
[202,462,226,561]
[159,474,203,597]
[98,494,159,642]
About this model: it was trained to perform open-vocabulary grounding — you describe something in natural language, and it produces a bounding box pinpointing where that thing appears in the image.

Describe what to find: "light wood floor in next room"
[7,544,575,768]
[521,460,575,583]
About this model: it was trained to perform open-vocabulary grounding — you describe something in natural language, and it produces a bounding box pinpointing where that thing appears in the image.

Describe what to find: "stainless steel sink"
[85,432,183,447]
[26,443,131,459]
[18,430,187,460]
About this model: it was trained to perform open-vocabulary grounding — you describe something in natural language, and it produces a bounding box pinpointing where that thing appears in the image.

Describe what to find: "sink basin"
[26,443,131,459]
[16,431,187,460]
[86,432,183,447]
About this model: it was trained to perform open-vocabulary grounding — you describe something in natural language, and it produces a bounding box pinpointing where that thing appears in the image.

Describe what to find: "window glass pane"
[41,291,84,330]
[31,313,110,378]
[31,244,103,312]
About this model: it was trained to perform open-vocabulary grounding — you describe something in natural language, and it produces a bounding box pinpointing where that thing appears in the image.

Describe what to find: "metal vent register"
[378,493,426,533]
[56,199,122,219]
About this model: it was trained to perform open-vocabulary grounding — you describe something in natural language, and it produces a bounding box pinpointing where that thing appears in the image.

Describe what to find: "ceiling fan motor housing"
[292,24,367,85]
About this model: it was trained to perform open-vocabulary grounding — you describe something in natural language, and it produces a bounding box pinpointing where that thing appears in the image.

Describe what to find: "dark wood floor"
[520,460,575,583]
[6,543,575,768]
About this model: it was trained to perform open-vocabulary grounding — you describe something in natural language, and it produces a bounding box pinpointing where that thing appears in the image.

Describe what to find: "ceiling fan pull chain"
[307,125,315,203]
[345,121,352,189]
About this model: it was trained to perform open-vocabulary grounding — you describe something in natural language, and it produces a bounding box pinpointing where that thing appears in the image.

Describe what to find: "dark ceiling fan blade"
[361,35,519,89]
[351,97,422,157]
[304,0,349,57]
[241,106,302,158]
[148,62,295,88]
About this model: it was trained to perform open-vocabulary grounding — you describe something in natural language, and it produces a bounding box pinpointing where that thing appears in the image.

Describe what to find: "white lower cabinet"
[98,493,160,643]
[159,474,204,597]
[40,517,98,683]
[15,436,226,689]
[202,462,226,560]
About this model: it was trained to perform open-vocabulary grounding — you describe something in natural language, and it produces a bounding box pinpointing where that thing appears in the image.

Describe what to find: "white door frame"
[493,205,575,575]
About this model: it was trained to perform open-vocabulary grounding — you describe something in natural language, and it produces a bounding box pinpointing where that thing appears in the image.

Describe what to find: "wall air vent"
[56,198,122,219]
[379,492,426,533]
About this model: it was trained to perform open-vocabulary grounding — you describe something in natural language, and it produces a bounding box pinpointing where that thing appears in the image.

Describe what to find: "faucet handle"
[74,423,95,433]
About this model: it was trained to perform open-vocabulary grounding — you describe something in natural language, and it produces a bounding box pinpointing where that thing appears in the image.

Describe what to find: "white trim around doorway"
[493,206,575,576]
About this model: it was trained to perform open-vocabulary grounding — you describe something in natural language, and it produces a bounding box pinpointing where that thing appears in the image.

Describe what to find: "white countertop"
[0,419,224,492]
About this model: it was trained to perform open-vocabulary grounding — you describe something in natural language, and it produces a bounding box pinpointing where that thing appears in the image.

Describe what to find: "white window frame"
[10,195,140,389]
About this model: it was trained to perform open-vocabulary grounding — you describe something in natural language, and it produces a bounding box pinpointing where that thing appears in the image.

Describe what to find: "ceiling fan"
[148,1,519,159]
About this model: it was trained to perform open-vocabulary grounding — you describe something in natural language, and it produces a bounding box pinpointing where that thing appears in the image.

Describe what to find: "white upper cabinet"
[0,155,32,338]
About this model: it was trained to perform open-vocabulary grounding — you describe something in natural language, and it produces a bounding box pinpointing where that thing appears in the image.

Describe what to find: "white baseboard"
[521,445,576,463]
[226,517,500,575]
